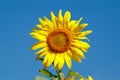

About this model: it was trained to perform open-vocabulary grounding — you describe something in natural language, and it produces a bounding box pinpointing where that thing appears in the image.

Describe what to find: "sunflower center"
[47,29,72,53]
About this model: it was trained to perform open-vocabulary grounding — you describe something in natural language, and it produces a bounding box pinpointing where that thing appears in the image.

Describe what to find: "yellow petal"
[67,49,72,57]
[73,36,90,41]
[32,28,39,32]
[32,28,48,36]
[38,18,50,30]
[72,40,90,48]
[30,41,47,50]
[79,41,90,48]
[76,17,83,26]
[71,41,88,52]
[54,53,64,70]
[81,48,88,52]
[71,53,82,62]
[70,46,85,58]
[68,20,77,31]
[88,76,94,80]
[74,23,88,33]
[43,52,51,65]
[64,11,71,28]
[79,23,88,30]
[38,30,49,36]
[36,24,48,31]
[38,18,46,26]
[64,52,72,69]
[44,16,54,30]
[54,53,60,67]
[79,30,92,37]
[54,63,59,69]
[51,11,57,28]
[36,47,48,54]
[58,54,64,70]
[30,32,46,41]
[46,52,55,67]
[58,9,63,24]
[79,37,90,41]
[36,24,42,29]
[36,51,46,61]
[70,17,82,32]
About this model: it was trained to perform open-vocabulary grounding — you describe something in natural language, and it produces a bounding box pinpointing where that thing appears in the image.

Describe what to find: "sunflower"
[30,9,92,70]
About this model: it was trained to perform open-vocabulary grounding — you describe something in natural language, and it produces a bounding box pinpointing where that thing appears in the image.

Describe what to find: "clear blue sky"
[0,0,120,80]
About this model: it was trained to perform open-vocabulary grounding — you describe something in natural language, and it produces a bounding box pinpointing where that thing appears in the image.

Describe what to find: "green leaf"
[38,68,57,79]
[67,70,86,79]
[39,68,53,77]
[34,76,48,80]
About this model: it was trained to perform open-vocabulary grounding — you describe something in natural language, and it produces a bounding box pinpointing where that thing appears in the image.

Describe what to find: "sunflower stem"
[56,69,62,80]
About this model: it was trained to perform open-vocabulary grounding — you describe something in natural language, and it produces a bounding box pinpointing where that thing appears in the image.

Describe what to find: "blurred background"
[0,0,120,80]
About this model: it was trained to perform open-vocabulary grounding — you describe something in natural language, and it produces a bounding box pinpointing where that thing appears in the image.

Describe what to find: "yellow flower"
[30,9,92,70]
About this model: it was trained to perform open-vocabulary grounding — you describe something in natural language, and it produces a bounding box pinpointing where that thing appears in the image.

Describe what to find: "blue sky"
[0,0,120,80]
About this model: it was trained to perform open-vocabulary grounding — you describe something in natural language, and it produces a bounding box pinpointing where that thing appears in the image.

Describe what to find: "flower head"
[30,9,92,70]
